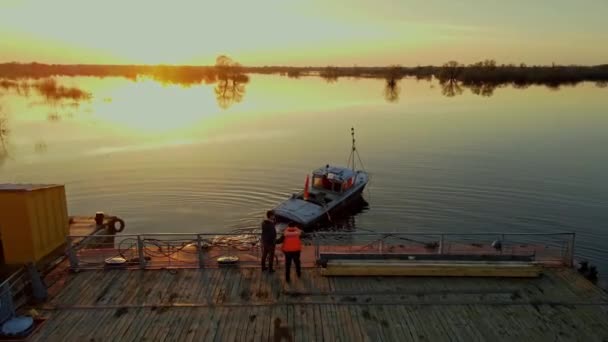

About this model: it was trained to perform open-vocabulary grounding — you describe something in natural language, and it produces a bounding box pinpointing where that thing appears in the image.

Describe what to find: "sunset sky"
[1,0,607,66]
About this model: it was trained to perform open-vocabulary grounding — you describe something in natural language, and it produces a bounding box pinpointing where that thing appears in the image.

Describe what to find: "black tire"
[109,218,125,233]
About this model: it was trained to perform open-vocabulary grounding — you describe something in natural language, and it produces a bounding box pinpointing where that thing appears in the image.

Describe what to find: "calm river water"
[1,75,607,278]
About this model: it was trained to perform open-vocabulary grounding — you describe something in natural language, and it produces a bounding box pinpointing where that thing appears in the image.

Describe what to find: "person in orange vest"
[276,221,302,283]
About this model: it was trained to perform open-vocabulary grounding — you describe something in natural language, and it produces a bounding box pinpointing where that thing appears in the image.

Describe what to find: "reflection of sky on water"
[0,74,607,283]
[0,75,606,171]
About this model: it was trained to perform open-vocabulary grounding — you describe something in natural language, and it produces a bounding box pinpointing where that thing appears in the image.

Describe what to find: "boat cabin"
[311,165,356,194]
[272,163,368,227]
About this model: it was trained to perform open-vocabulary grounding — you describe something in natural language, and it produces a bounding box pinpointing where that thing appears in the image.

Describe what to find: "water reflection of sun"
[92,78,220,135]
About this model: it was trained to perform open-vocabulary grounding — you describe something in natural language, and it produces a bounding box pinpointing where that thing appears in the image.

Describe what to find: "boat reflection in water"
[314,196,370,232]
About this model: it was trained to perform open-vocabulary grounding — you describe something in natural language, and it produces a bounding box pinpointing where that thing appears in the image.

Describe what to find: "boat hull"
[305,184,366,229]
[273,173,368,231]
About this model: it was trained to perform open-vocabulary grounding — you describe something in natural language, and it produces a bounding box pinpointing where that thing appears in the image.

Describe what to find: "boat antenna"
[347,127,355,171]
[346,127,370,199]
[347,127,366,172]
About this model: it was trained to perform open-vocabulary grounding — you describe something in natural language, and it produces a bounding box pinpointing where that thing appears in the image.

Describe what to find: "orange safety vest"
[281,227,302,252]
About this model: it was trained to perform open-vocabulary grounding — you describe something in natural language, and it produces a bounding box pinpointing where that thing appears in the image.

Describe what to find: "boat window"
[344,177,353,190]
[312,176,323,188]
[322,177,332,190]
[313,175,339,192]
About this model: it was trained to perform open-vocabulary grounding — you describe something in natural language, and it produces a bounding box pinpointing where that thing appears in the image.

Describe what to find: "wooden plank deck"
[29,267,608,341]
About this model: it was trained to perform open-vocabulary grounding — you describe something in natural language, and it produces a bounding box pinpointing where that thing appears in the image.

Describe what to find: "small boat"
[272,128,369,230]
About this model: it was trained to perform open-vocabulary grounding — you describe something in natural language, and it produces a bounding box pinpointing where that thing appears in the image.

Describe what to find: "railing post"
[501,234,505,255]
[569,233,576,267]
[66,236,79,271]
[439,234,444,255]
[197,234,205,268]
[27,263,48,301]
[378,238,383,253]
[137,235,146,269]
[314,233,320,263]
[0,282,15,323]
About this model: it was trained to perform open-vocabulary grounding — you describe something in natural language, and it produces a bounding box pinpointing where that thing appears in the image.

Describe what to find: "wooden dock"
[68,215,121,245]
[4,218,598,341]
[29,266,608,341]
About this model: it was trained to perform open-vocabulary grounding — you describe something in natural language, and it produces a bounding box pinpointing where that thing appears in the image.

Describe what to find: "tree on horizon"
[0,109,9,166]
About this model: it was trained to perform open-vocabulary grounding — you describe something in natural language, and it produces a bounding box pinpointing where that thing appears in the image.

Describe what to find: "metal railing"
[67,233,267,270]
[0,268,28,324]
[65,231,576,270]
[313,232,576,266]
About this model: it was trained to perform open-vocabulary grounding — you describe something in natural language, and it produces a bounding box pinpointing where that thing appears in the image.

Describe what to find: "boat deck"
[31,266,608,341]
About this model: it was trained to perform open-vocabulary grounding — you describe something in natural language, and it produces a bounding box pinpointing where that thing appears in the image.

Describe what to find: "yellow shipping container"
[0,184,69,265]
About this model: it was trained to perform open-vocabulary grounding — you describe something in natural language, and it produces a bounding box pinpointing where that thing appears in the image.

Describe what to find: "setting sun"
[91,78,220,133]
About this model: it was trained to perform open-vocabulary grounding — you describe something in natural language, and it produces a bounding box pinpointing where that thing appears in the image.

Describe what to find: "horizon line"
[1,61,607,69]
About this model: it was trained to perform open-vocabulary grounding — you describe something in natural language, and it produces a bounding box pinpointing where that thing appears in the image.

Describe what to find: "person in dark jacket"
[261,210,277,272]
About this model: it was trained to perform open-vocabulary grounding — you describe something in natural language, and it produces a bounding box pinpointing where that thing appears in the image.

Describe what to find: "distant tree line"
[250,61,608,85]
[0,105,9,166]
[2,59,607,104]
[436,60,608,88]
[2,60,607,87]
[0,55,252,110]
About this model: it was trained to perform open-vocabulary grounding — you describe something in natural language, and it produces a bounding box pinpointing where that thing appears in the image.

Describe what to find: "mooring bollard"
[95,211,105,227]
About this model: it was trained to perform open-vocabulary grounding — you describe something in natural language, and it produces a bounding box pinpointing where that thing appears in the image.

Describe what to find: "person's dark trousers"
[284,251,301,282]
[261,243,275,271]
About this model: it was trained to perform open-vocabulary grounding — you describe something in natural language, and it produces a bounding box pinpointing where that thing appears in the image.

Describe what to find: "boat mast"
[347,127,366,173]
[349,127,356,171]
